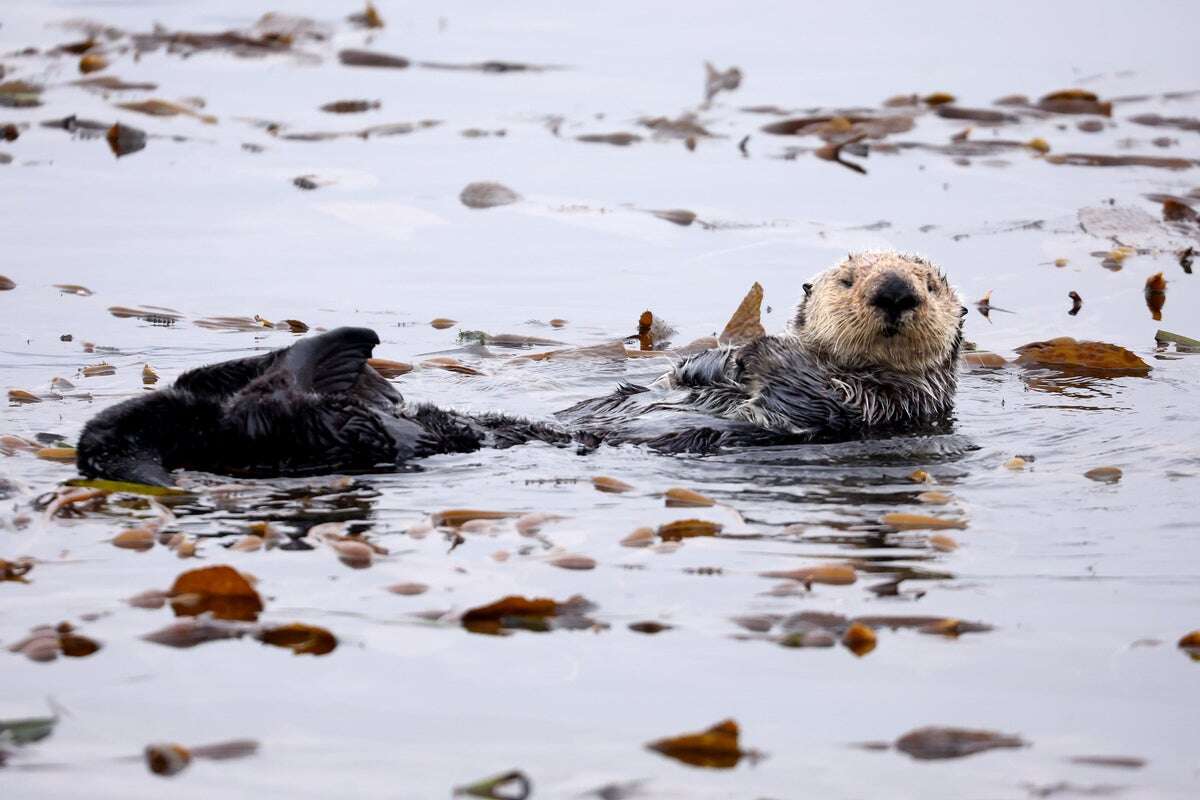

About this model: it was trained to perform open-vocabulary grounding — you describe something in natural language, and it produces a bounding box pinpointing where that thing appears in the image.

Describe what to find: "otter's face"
[790,251,965,373]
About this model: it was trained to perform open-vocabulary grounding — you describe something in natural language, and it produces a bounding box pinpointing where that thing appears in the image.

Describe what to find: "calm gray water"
[2,1,1199,797]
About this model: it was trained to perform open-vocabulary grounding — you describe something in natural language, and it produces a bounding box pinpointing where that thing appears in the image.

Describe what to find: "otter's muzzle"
[870,274,921,332]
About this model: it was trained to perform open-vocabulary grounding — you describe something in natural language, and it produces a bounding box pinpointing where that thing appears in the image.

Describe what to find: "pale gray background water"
[2,1,1199,797]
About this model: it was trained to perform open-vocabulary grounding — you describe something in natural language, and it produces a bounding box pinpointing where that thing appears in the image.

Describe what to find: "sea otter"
[559,250,967,450]
[75,251,964,486]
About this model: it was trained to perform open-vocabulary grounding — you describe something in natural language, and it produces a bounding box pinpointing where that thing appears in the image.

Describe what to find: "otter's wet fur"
[76,328,569,487]
[76,252,964,486]
[558,251,966,447]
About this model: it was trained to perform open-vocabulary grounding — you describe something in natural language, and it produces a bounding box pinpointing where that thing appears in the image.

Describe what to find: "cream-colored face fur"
[790,251,965,373]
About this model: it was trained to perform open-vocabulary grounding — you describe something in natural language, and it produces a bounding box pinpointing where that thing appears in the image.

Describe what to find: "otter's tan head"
[790,251,965,373]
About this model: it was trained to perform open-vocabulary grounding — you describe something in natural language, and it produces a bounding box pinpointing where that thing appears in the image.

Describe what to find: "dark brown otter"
[75,252,964,486]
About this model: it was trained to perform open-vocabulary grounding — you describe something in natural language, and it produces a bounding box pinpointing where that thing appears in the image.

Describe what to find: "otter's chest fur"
[557,334,958,452]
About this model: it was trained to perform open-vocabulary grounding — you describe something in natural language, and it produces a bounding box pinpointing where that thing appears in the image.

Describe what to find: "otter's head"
[790,251,965,373]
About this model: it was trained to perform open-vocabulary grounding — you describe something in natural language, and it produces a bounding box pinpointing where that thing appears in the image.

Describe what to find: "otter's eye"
[839,277,854,288]
[926,278,938,293]
[802,283,813,296]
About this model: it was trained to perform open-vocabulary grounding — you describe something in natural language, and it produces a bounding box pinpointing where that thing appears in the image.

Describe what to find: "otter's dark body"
[77,259,964,487]
[558,331,960,451]
[76,328,569,486]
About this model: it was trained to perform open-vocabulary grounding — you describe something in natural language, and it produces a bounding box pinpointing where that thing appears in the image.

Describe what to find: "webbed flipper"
[277,327,380,395]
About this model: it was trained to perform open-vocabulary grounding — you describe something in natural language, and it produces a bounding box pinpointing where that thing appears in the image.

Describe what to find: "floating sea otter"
[77,251,966,486]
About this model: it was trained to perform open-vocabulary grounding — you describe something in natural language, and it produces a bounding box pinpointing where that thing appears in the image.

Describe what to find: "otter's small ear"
[959,306,968,317]
[803,283,813,297]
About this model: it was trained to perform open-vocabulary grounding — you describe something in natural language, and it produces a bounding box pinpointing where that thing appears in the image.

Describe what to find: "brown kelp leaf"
[387,582,428,596]
[431,318,458,330]
[1045,153,1194,170]
[650,209,697,226]
[815,135,868,174]
[367,358,413,378]
[1026,137,1051,154]
[256,623,337,655]
[106,122,147,157]
[0,80,43,109]
[169,564,263,621]
[923,92,956,106]
[460,595,587,635]
[145,743,192,776]
[761,565,857,585]
[882,513,967,531]
[514,512,567,536]
[658,519,722,541]
[646,719,748,769]
[1067,755,1147,769]
[918,491,952,505]
[348,1,385,29]
[79,54,108,74]
[895,727,1027,760]
[576,132,641,146]
[81,361,117,378]
[621,527,655,548]
[36,447,77,463]
[460,181,520,209]
[1084,466,1122,484]
[929,534,958,552]
[592,476,635,493]
[1037,90,1112,116]
[421,356,482,375]
[8,389,41,404]
[54,283,93,296]
[1178,630,1200,659]
[112,525,158,551]
[433,509,519,527]
[109,305,183,324]
[453,770,532,800]
[1130,113,1200,135]
[719,282,765,344]
[10,629,62,662]
[127,589,169,609]
[842,622,877,656]
[761,114,913,140]
[0,275,15,290]
[636,311,654,350]
[550,554,596,570]
[72,75,159,92]
[339,49,410,69]
[1069,291,1083,316]
[142,619,244,649]
[1004,456,1027,471]
[1,558,34,583]
[548,318,568,328]
[664,487,715,507]
[630,621,673,634]
[1145,272,1167,321]
[320,99,381,114]
[1,433,39,453]
[59,633,101,657]
[1161,197,1198,223]
[330,539,373,569]
[1014,337,1150,374]
[936,106,1019,124]
[142,364,159,385]
[962,352,1007,368]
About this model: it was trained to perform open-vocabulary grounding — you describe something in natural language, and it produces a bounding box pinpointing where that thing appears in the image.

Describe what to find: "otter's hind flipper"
[278,327,380,395]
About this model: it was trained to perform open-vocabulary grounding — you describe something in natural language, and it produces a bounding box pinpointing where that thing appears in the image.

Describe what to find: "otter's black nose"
[870,274,921,321]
